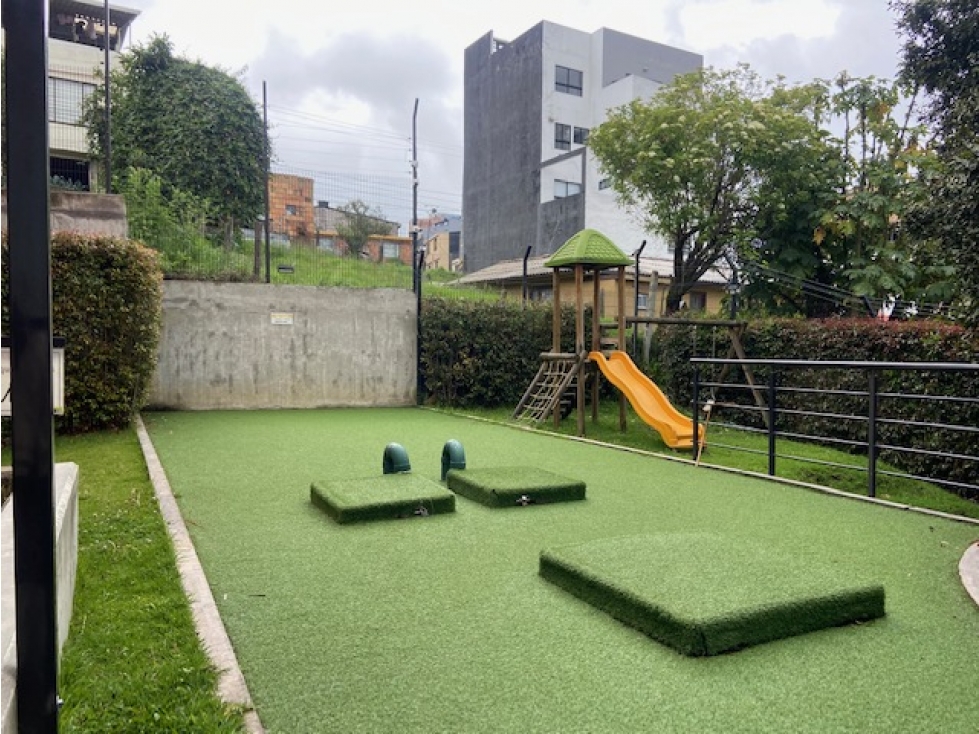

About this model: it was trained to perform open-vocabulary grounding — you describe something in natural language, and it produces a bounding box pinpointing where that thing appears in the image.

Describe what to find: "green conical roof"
[543,229,632,268]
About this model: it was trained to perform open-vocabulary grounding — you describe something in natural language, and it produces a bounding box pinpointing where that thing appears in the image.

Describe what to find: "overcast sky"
[120,0,906,221]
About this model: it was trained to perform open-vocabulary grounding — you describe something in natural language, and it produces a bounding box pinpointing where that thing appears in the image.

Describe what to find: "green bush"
[2,232,163,433]
[420,297,591,407]
[650,318,979,499]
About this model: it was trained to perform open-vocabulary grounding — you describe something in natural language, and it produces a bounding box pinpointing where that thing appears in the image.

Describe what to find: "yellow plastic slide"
[589,350,704,450]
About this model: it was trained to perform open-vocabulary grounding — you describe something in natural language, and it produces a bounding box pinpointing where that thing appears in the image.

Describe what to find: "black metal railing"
[691,359,979,500]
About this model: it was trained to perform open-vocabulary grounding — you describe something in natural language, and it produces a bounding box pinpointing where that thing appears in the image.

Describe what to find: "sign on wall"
[0,337,66,417]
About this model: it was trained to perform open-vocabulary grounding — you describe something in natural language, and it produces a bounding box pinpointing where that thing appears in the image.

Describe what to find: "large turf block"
[446,466,585,507]
[310,474,455,524]
[540,533,885,656]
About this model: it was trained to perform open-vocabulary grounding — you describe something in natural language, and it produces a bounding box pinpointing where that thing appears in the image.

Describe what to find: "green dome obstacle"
[382,442,411,474]
[441,439,466,481]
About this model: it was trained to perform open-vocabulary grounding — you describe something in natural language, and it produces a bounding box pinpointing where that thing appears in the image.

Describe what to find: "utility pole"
[263,81,271,284]
[103,0,112,192]
[412,99,422,405]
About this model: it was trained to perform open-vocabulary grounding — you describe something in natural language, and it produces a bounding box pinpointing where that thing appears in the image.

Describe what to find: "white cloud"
[677,0,840,51]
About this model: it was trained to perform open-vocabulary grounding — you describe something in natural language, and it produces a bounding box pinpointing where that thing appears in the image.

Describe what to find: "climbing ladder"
[513,352,586,423]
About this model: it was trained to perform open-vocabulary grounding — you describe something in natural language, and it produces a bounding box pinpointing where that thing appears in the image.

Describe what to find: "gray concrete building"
[463,21,702,273]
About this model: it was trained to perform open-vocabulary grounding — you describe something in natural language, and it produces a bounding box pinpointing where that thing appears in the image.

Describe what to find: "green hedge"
[2,232,162,433]
[650,318,978,499]
[420,297,591,408]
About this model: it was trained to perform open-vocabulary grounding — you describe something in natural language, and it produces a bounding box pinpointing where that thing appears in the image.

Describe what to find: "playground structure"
[514,229,708,450]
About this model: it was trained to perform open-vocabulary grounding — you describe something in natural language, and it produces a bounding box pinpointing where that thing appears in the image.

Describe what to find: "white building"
[46,0,139,189]
[463,21,702,273]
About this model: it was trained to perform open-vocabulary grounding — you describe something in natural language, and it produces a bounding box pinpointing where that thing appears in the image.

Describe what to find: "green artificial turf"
[445,466,585,507]
[540,533,886,656]
[142,408,979,734]
[310,473,455,523]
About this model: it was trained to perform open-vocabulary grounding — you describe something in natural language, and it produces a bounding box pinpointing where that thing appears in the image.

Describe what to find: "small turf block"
[445,466,585,508]
[540,533,885,656]
[311,474,455,524]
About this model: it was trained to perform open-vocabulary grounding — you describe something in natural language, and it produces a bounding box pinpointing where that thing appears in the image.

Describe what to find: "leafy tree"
[85,35,266,235]
[335,199,393,258]
[589,65,836,312]
[815,73,951,301]
[751,73,953,313]
[894,0,979,325]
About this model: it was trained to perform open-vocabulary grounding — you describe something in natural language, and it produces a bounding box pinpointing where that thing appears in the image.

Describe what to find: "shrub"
[2,232,163,433]
[420,297,591,408]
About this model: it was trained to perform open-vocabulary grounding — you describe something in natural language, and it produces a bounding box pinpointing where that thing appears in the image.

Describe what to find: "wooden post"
[617,266,627,431]
[553,268,562,429]
[575,264,585,437]
[591,267,600,423]
[552,269,561,353]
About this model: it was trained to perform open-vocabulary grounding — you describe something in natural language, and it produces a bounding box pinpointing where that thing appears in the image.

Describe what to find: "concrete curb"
[960,541,979,608]
[135,415,264,733]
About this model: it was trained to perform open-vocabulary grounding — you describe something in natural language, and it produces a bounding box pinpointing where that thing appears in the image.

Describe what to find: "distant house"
[313,202,411,265]
[454,254,729,319]
[420,213,463,272]
[268,173,315,240]
[37,0,140,190]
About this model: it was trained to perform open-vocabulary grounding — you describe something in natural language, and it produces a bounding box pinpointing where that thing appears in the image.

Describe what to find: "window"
[554,123,571,150]
[382,242,400,260]
[687,292,707,311]
[555,65,583,96]
[554,180,582,198]
[573,126,589,145]
[598,178,611,190]
[637,294,649,311]
[48,77,95,125]
[285,204,298,216]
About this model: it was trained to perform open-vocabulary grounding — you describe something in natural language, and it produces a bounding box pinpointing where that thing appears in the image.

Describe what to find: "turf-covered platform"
[310,474,455,524]
[540,533,885,656]
[445,467,585,508]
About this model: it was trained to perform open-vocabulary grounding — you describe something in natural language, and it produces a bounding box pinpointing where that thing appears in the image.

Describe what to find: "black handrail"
[691,358,978,499]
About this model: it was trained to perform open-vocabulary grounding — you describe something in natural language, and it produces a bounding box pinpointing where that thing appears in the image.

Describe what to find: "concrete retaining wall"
[1,189,128,237]
[148,281,416,410]
[1,462,80,733]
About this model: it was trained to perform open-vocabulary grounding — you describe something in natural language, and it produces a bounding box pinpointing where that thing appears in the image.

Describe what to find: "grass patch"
[442,403,979,519]
[446,466,586,507]
[310,474,455,523]
[143,408,979,733]
[52,429,244,733]
[540,533,886,656]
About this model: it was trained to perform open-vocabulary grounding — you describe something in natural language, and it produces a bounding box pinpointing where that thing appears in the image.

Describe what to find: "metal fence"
[690,358,979,500]
[128,165,416,289]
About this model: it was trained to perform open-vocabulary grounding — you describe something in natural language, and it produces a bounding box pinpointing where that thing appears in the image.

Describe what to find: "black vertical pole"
[767,368,777,477]
[263,81,271,284]
[5,0,61,730]
[412,99,422,405]
[867,370,878,498]
[632,240,646,356]
[521,245,532,306]
[103,0,111,192]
